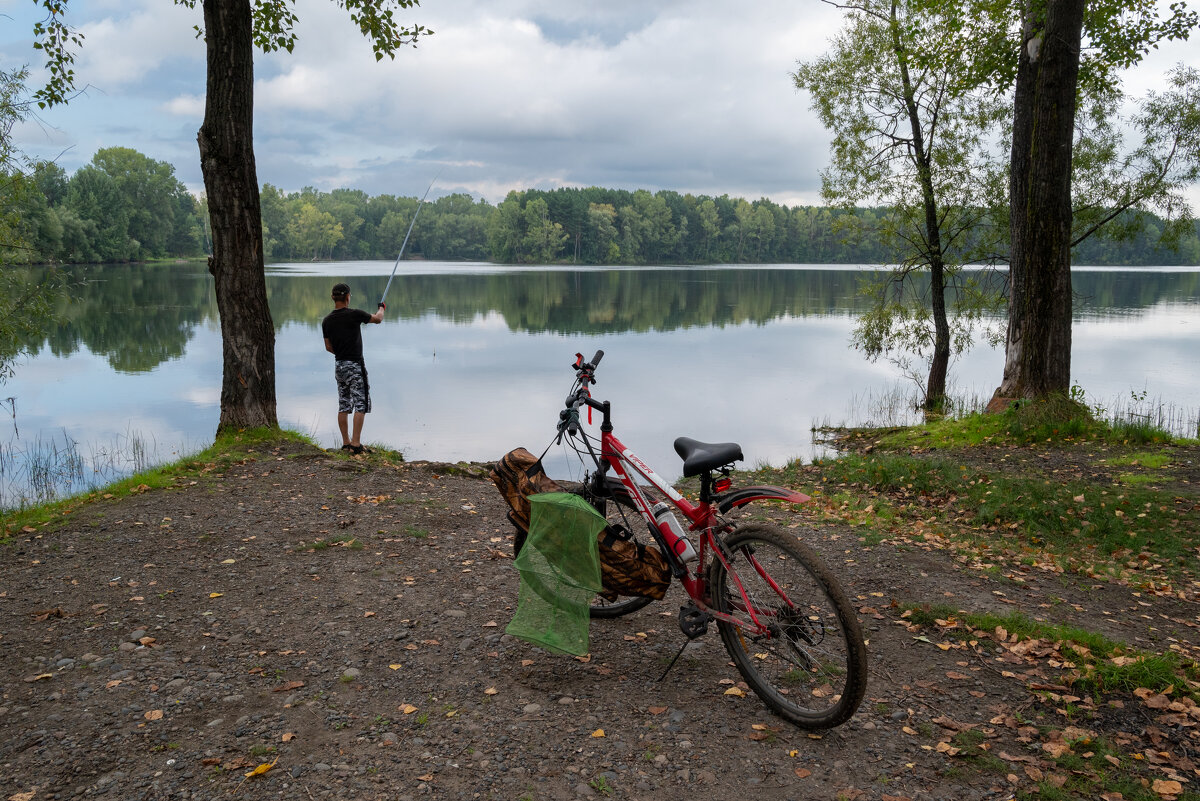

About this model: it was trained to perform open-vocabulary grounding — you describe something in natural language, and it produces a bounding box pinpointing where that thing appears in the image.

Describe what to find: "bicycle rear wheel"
[709,523,867,729]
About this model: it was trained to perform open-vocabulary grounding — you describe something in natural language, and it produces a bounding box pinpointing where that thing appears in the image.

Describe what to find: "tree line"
[6,151,1199,267]
[3,147,208,264]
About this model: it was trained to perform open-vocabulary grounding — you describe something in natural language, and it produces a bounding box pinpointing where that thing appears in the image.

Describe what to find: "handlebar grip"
[591,349,604,369]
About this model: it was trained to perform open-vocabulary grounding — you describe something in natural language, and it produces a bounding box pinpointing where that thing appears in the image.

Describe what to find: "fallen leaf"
[1152,779,1183,796]
[1043,741,1072,758]
[648,706,668,715]
[591,729,605,738]
[363,611,376,618]
[244,758,277,778]
[724,687,746,697]
[144,709,163,721]
[795,768,812,778]
[389,664,402,670]
[399,704,418,714]
[946,671,970,680]
[24,674,53,683]
[281,732,295,742]
[209,592,223,598]
[484,687,498,695]
[220,559,236,564]
[417,773,434,782]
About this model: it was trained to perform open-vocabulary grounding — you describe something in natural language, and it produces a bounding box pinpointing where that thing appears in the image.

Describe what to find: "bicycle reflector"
[714,477,732,493]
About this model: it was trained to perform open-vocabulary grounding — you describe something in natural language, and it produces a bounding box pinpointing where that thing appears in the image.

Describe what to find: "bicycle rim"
[710,523,867,728]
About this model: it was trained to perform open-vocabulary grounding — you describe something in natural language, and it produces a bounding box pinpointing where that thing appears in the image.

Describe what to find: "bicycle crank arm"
[716,485,810,513]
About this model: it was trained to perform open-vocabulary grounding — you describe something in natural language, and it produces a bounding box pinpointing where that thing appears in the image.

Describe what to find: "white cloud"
[2,0,1196,210]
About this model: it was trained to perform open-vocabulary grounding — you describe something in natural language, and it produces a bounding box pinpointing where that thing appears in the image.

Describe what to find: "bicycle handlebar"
[558,350,607,439]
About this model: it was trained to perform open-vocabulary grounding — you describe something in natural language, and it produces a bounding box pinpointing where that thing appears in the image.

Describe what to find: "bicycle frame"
[549,351,869,729]
[571,387,811,633]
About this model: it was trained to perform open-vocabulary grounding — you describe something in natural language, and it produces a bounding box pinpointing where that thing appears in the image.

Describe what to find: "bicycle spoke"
[711,524,866,728]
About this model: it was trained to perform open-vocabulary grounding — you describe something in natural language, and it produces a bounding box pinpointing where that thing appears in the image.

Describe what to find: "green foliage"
[6,147,205,265]
[35,2,431,109]
[914,0,1198,96]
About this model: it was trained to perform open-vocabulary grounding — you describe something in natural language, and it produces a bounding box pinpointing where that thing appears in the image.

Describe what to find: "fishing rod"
[379,170,441,307]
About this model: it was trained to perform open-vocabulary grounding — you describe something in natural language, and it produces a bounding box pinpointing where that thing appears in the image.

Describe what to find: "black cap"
[332,283,350,299]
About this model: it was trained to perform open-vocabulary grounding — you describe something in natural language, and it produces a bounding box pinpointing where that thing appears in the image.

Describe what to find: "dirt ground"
[2,437,1198,801]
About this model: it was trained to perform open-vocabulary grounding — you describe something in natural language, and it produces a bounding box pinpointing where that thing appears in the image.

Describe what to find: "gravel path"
[2,439,1197,800]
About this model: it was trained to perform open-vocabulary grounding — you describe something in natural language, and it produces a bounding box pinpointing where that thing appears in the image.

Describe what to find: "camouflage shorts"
[335,361,371,414]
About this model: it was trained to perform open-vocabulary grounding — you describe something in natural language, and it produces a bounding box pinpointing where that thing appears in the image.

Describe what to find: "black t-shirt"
[322,307,372,362]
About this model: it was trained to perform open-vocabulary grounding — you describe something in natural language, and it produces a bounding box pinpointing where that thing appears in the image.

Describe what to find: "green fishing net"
[506,492,606,656]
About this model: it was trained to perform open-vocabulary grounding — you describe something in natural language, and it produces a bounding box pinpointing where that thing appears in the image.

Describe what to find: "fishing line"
[379,169,442,307]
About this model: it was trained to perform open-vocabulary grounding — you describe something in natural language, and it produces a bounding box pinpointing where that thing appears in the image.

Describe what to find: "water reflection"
[24,261,1200,373]
[4,262,1199,506]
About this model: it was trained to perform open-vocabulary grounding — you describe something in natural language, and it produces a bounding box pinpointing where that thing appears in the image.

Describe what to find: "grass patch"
[900,603,1199,699]
[1020,735,1200,801]
[862,394,1180,451]
[1108,451,1173,469]
[795,443,1200,587]
[300,534,363,552]
[3,427,319,540]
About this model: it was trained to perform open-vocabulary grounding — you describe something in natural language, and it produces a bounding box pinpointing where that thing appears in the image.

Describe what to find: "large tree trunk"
[197,0,278,432]
[994,0,1085,404]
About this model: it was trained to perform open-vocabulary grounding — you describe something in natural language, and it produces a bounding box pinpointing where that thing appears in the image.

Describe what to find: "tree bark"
[197,0,278,432]
[995,0,1085,403]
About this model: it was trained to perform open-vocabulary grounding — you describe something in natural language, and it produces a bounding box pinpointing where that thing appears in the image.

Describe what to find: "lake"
[3,261,1199,507]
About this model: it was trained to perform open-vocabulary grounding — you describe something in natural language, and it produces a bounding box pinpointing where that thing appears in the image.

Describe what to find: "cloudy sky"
[3,0,1198,208]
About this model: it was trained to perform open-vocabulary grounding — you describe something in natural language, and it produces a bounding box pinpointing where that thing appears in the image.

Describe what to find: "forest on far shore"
[5,147,1200,268]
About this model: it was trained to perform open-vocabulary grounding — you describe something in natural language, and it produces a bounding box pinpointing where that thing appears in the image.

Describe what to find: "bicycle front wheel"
[709,523,867,729]
[511,481,657,619]
[578,482,656,619]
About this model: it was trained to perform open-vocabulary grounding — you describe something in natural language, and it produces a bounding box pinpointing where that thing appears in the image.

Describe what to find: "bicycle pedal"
[678,604,711,639]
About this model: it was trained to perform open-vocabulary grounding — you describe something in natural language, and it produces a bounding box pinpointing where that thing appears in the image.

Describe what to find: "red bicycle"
[550,350,867,729]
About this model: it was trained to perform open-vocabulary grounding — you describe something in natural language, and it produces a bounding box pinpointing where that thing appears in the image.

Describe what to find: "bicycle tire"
[709,523,867,729]
[511,485,656,619]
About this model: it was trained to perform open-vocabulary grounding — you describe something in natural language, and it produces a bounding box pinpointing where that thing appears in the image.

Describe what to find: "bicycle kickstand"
[657,603,712,682]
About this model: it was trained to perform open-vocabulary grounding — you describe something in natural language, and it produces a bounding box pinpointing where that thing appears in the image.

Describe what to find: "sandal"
[347,444,365,455]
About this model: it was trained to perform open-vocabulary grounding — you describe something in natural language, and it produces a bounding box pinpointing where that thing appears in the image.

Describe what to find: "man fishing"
[322,283,384,454]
